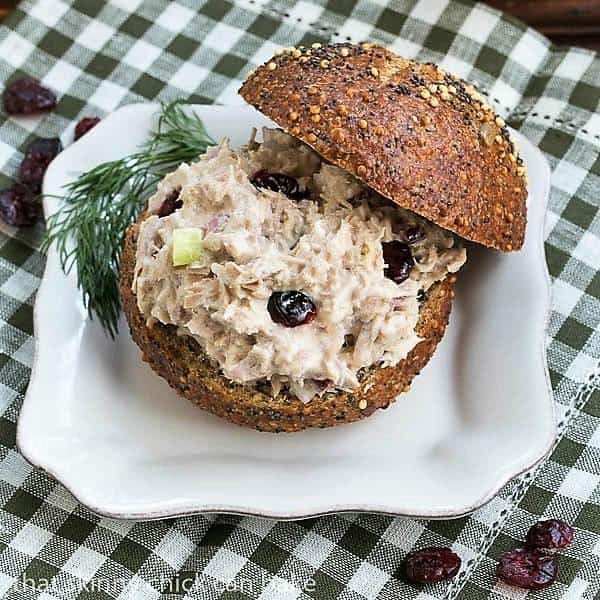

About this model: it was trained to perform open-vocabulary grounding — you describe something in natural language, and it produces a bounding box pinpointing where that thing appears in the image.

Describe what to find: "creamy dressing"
[134,128,466,402]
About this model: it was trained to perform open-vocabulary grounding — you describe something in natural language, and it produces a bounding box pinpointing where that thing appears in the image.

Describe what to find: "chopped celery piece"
[172,228,203,266]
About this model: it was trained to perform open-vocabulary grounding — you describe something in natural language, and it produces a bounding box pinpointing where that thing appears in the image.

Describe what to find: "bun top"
[239,43,527,252]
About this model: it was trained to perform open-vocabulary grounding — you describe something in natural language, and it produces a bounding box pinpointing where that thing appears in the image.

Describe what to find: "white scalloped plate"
[17,103,554,520]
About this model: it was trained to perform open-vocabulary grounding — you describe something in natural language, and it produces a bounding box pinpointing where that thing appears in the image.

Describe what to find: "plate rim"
[17,102,556,521]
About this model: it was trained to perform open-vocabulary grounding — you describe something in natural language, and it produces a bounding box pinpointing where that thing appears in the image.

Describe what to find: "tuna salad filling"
[133,128,466,403]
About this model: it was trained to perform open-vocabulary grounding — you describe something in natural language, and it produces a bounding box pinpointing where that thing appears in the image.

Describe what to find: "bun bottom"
[119,216,456,432]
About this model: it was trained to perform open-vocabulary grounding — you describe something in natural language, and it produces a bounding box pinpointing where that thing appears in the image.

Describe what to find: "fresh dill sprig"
[41,100,215,337]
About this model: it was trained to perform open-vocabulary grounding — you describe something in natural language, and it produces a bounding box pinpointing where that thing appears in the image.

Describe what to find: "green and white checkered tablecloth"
[0,0,598,598]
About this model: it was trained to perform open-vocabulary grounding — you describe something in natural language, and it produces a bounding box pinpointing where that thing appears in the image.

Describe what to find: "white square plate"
[17,104,554,520]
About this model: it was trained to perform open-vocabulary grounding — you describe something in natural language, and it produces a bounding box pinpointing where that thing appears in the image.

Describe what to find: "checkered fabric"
[0,0,598,598]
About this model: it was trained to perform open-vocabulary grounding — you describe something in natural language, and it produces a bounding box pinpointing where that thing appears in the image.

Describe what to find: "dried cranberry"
[267,291,317,327]
[526,519,574,551]
[0,183,41,226]
[251,170,305,199]
[404,226,424,244]
[3,77,57,115]
[314,379,332,391]
[404,547,461,584]
[74,117,100,140]
[496,548,557,590]
[18,137,62,194]
[382,241,414,284]
[157,188,182,217]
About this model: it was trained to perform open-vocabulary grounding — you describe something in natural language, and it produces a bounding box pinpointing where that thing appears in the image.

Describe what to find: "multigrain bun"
[120,213,455,432]
[240,43,527,252]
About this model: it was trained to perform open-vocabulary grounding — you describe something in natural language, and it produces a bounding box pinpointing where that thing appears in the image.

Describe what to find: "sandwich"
[119,43,527,432]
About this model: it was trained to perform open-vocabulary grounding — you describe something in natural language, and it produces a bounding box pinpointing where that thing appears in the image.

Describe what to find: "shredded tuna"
[134,128,466,403]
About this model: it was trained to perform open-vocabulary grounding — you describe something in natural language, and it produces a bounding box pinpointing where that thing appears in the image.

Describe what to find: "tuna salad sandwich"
[119,43,527,432]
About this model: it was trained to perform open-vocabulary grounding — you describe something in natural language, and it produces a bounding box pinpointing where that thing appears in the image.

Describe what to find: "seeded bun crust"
[240,43,527,252]
[120,214,456,432]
